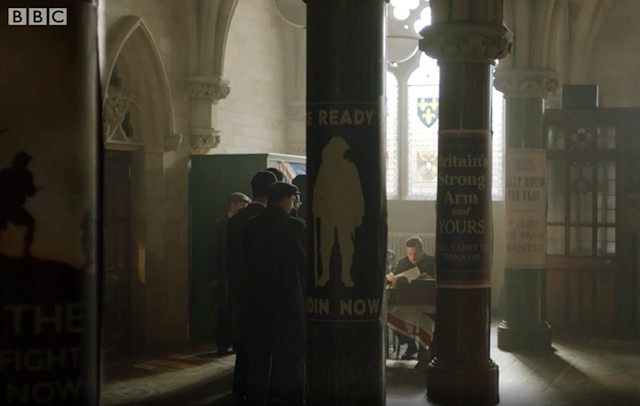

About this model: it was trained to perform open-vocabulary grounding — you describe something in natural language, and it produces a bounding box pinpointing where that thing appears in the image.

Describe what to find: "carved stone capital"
[103,85,131,139]
[419,23,513,64]
[494,68,560,98]
[190,127,220,155]
[186,76,231,102]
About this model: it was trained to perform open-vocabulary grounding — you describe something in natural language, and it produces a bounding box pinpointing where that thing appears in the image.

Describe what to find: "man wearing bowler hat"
[242,181,307,405]
[227,171,277,402]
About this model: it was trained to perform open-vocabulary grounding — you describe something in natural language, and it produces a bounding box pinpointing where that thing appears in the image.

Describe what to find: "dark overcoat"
[227,202,266,340]
[241,205,307,355]
[211,215,229,306]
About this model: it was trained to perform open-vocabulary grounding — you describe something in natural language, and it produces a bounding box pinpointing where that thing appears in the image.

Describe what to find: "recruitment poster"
[504,148,547,268]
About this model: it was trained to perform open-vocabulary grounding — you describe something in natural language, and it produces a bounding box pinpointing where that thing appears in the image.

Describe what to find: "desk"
[386,279,436,351]
[386,279,436,309]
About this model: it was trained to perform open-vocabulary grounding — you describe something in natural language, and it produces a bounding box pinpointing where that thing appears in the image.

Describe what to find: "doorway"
[103,149,133,356]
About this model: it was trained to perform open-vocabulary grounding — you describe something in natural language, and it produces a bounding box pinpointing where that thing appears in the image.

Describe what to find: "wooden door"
[103,150,133,354]
[619,113,640,339]
[544,108,640,337]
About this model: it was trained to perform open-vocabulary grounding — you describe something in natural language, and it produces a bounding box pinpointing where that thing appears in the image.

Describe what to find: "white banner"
[504,149,547,268]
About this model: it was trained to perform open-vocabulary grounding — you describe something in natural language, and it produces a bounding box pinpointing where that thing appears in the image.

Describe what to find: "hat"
[229,192,251,204]
[267,182,299,203]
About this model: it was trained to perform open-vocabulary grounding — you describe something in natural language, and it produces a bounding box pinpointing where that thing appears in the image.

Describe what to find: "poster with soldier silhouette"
[306,103,387,322]
[305,2,386,404]
[0,1,99,405]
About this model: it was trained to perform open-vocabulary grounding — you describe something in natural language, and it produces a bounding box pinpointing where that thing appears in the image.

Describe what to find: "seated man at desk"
[386,236,435,364]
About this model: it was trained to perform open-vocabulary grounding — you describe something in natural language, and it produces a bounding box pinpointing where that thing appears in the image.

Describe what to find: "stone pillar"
[494,68,557,351]
[305,1,387,405]
[286,101,307,156]
[186,75,230,154]
[419,1,512,404]
[282,23,307,156]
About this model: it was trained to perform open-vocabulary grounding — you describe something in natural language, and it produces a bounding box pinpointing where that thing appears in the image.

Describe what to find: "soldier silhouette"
[312,137,365,287]
[0,151,37,258]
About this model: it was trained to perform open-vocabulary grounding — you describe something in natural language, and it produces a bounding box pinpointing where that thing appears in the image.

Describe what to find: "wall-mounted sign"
[504,148,547,268]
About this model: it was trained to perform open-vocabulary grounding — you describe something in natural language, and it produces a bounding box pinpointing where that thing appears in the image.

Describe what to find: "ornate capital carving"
[190,127,220,155]
[494,68,560,98]
[419,23,513,64]
[186,76,230,102]
[103,85,131,139]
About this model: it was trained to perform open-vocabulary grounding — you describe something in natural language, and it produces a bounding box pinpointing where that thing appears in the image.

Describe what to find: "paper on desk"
[395,266,421,282]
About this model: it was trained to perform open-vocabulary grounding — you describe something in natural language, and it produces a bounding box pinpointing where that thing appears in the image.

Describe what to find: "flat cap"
[267,181,299,203]
[229,192,251,204]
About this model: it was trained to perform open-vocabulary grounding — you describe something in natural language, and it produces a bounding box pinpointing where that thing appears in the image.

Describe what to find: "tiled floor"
[492,332,640,406]
[101,324,640,405]
[385,329,640,406]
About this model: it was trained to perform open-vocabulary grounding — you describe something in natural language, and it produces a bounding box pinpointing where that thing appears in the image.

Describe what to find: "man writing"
[386,236,434,287]
[386,237,435,366]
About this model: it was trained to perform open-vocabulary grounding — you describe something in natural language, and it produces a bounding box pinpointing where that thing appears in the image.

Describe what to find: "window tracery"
[386,0,504,200]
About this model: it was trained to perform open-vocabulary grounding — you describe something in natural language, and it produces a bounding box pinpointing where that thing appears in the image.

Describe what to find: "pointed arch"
[194,0,239,76]
[102,16,175,151]
[213,0,240,76]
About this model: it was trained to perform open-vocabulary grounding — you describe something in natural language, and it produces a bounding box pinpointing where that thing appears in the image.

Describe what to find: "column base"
[306,320,385,406]
[427,358,499,405]
[497,320,552,352]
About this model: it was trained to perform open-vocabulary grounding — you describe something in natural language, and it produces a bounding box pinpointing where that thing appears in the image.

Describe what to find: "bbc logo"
[8,8,67,26]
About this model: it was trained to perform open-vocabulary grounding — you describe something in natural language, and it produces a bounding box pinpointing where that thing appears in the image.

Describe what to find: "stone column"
[283,23,307,156]
[186,75,230,154]
[419,1,512,404]
[286,101,307,156]
[305,1,387,405]
[494,68,558,351]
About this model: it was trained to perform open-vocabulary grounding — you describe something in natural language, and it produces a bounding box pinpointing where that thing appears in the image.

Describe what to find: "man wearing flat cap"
[241,181,307,405]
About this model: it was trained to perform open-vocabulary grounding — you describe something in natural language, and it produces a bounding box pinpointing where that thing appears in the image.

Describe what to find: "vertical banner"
[0,1,99,405]
[305,1,386,404]
[306,103,385,320]
[305,102,387,405]
[436,130,493,287]
[504,148,547,268]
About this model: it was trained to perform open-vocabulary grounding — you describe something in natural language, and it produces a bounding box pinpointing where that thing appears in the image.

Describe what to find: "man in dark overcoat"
[211,192,250,354]
[242,181,307,405]
[227,171,277,402]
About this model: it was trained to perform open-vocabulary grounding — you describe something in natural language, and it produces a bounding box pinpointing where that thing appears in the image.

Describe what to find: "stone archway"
[103,16,178,152]
[102,16,178,350]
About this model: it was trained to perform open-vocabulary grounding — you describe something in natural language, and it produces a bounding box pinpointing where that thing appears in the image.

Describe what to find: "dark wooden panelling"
[595,270,616,334]
[544,108,640,338]
[580,270,595,325]
[567,269,581,325]
[545,269,567,326]
[545,266,616,335]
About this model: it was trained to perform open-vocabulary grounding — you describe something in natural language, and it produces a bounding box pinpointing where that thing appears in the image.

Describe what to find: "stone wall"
[99,0,292,349]
[215,0,290,154]
[97,0,640,351]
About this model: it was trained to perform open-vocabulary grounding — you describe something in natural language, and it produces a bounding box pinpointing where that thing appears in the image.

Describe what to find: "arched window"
[386,72,399,199]
[386,0,504,201]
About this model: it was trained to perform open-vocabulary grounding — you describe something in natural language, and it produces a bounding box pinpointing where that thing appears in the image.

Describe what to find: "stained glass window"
[385,0,505,201]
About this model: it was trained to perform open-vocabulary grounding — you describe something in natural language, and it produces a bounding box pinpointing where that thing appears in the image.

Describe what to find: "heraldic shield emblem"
[417,97,439,128]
